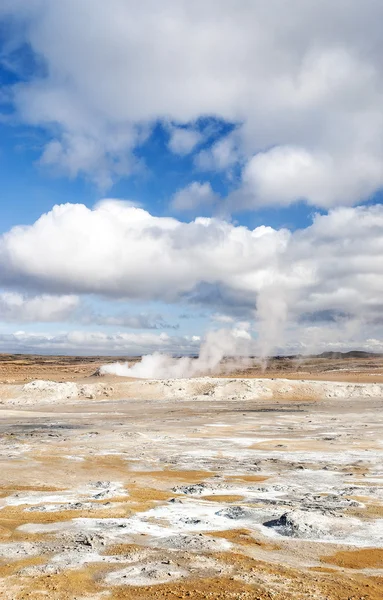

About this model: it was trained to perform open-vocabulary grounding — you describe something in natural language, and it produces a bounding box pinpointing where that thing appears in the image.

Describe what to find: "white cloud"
[171,182,218,211]
[235,146,383,209]
[0,330,199,356]
[0,292,79,323]
[195,135,239,172]
[1,322,382,356]
[38,128,144,189]
[282,320,383,356]
[2,1,383,205]
[168,127,202,155]
[1,200,383,354]
[0,291,177,330]
[211,313,234,324]
[0,200,288,301]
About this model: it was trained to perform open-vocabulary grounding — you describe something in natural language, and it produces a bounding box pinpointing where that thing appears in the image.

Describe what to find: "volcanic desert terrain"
[0,353,382,599]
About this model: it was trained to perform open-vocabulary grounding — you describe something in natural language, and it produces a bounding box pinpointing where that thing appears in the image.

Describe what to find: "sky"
[0,0,383,356]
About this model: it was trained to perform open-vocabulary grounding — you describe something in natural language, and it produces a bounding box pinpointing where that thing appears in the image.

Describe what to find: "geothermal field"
[0,353,382,600]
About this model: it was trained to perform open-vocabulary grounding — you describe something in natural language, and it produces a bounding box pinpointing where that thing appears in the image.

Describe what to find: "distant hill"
[312,350,383,359]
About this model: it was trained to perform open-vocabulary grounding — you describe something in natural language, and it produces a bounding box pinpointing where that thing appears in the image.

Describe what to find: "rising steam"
[99,327,252,379]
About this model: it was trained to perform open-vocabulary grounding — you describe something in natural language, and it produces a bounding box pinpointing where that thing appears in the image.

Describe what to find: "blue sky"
[1,1,383,356]
[0,116,318,232]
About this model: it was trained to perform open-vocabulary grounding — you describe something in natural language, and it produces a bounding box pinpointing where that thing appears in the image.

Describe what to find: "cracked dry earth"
[0,383,382,599]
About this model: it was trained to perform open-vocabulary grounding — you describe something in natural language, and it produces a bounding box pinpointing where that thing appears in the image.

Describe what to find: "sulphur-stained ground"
[0,356,382,598]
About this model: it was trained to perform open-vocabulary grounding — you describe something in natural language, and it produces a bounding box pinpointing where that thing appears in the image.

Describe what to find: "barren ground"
[2,352,383,384]
[0,354,382,599]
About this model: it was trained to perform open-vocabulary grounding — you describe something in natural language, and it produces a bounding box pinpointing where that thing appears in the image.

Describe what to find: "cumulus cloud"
[2,1,383,205]
[0,292,79,323]
[195,134,240,173]
[171,182,218,212]
[288,206,383,321]
[168,126,202,155]
[0,200,288,301]
[1,200,383,354]
[38,129,145,189]
[234,146,383,209]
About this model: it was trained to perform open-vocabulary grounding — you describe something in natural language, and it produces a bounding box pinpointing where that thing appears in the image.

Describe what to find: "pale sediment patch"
[0,380,114,405]
[0,541,40,559]
[0,481,127,509]
[2,376,383,406]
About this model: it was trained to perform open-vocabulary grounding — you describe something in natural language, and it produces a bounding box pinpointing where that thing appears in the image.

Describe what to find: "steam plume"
[99,327,252,379]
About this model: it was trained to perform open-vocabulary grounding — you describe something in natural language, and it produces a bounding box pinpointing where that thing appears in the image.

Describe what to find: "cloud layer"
[0,330,200,356]
[0,200,382,355]
[2,0,383,205]
[0,292,79,323]
[0,200,289,300]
